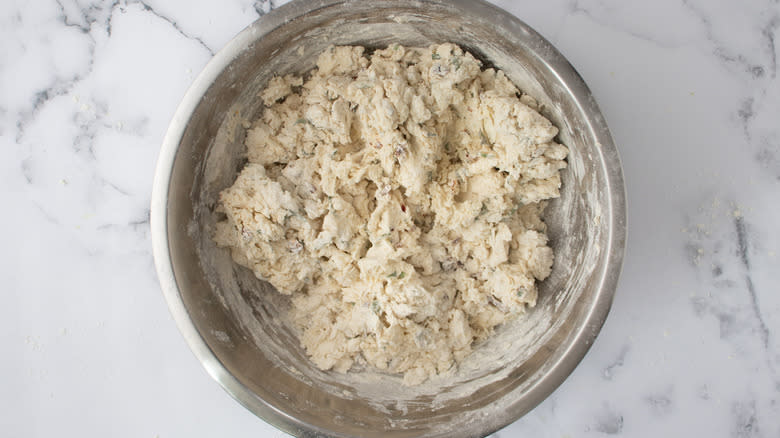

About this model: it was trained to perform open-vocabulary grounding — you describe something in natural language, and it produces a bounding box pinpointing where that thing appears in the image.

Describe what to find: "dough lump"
[214,44,568,385]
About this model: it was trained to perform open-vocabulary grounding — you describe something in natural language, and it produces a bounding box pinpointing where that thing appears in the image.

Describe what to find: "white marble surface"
[3,0,779,436]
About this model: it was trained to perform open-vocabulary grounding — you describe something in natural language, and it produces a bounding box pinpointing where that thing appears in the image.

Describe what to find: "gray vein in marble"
[754,146,780,181]
[72,103,102,160]
[683,198,779,402]
[738,98,756,140]
[134,0,216,56]
[56,0,115,35]
[16,78,87,144]
[697,384,711,401]
[643,388,673,417]
[15,0,216,146]
[565,0,682,49]
[33,202,62,226]
[105,0,121,36]
[734,216,770,349]
[602,345,629,381]
[96,208,150,230]
[103,177,131,197]
[15,2,98,143]
[20,158,33,183]
[70,97,127,160]
[680,0,780,182]
[592,404,623,435]
[732,400,759,438]
[760,16,779,78]
[681,0,775,79]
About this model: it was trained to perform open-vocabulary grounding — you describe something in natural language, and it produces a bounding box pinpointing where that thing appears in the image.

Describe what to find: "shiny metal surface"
[151,0,627,436]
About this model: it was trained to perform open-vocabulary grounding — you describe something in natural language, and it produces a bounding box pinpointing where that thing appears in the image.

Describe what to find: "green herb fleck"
[479,203,488,216]
[444,142,451,153]
[431,53,441,60]
[517,289,525,298]
[357,83,372,89]
[371,300,381,314]
[398,272,406,279]
[388,271,398,278]
[450,56,461,70]
[295,118,308,125]
[392,43,400,51]
[480,152,488,158]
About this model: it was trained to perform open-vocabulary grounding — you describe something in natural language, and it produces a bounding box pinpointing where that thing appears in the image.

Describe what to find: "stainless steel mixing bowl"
[151,0,626,436]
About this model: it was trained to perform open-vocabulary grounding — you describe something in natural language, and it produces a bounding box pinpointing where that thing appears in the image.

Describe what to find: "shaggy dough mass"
[215,44,568,385]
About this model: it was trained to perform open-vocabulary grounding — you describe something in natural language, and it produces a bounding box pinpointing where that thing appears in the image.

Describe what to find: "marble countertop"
[3,0,778,436]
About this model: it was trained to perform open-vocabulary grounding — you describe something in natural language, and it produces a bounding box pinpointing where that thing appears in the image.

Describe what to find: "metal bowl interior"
[151,0,626,437]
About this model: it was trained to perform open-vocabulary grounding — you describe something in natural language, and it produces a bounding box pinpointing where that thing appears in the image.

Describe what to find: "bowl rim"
[151,0,627,436]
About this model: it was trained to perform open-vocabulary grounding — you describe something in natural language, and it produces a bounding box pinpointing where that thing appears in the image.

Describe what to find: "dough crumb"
[215,43,568,385]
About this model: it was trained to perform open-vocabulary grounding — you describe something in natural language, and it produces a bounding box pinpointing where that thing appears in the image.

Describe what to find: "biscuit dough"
[214,44,568,385]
